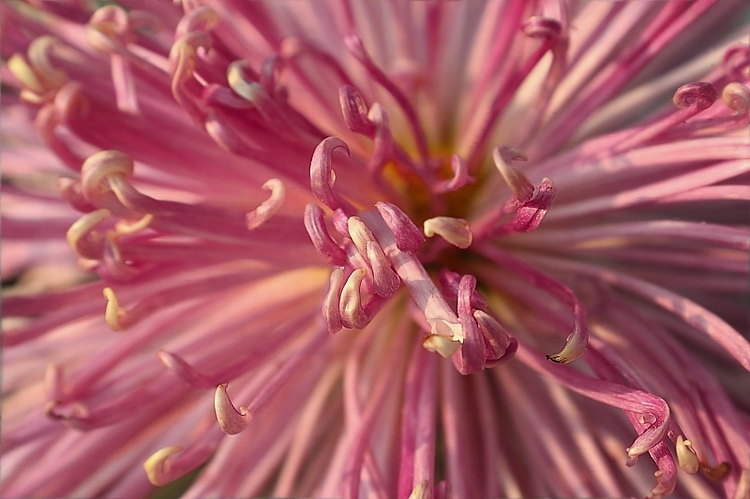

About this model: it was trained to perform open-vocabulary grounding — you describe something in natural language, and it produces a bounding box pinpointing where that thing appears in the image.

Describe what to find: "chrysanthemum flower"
[2,0,750,498]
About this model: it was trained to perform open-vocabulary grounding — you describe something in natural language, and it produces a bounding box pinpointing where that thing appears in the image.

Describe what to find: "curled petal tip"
[66,209,110,260]
[435,155,475,194]
[626,406,670,460]
[81,150,134,185]
[347,216,376,256]
[214,383,251,435]
[8,53,46,96]
[545,326,587,364]
[310,137,352,212]
[423,217,472,249]
[676,436,699,474]
[375,201,425,253]
[473,310,515,364]
[366,241,400,298]
[102,287,128,331]
[673,82,718,111]
[227,60,264,103]
[27,35,69,89]
[339,268,369,329]
[246,178,285,229]
[423,334,461,358]
[143,446,183,486]
[115,213,154,236]
[323,267,345,334]
[722,82,750,115]
[304,204,347,265]
[492,147,534,202]
[339,85,375,136]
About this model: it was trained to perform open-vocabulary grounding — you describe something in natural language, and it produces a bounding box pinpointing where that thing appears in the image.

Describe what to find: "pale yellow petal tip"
[428,317,464,342]
[423,333,461,358]
[102,287,126,331]
[66,209,111,254]
[143,446,183,486]
[676,436,699,474]
[546,328,586,364]
[116,214,154,235]
[81,151,134,192]
[214,383,252,435]
[227,61,265,103]
[8,53,45,94]
[409,480,430,499]
[246,178,285,229]
[423,217,473,249]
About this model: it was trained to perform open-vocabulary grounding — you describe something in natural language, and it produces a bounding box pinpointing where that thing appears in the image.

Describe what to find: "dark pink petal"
[375,201,425,254]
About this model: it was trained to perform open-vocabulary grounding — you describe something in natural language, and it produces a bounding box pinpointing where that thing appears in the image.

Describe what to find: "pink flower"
[2,1,749,498]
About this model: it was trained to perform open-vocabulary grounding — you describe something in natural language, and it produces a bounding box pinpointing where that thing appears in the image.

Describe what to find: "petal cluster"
[1,1,749,498]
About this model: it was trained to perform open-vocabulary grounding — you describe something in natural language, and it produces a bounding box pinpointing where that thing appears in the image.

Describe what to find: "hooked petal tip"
[723,82,750,115]
[339,85,375,136]
[339,268,369,329]
[66,209,110,260]
[246,178,285,230]
[143,446,183,486]
[215,383,252,435]
[545,324,587,364]
[102,287,129,331]
[676,436,699,474]
[492,147,534,203]
[626,407,670,460]
[310,137,353,212]
[323,267,345,334]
